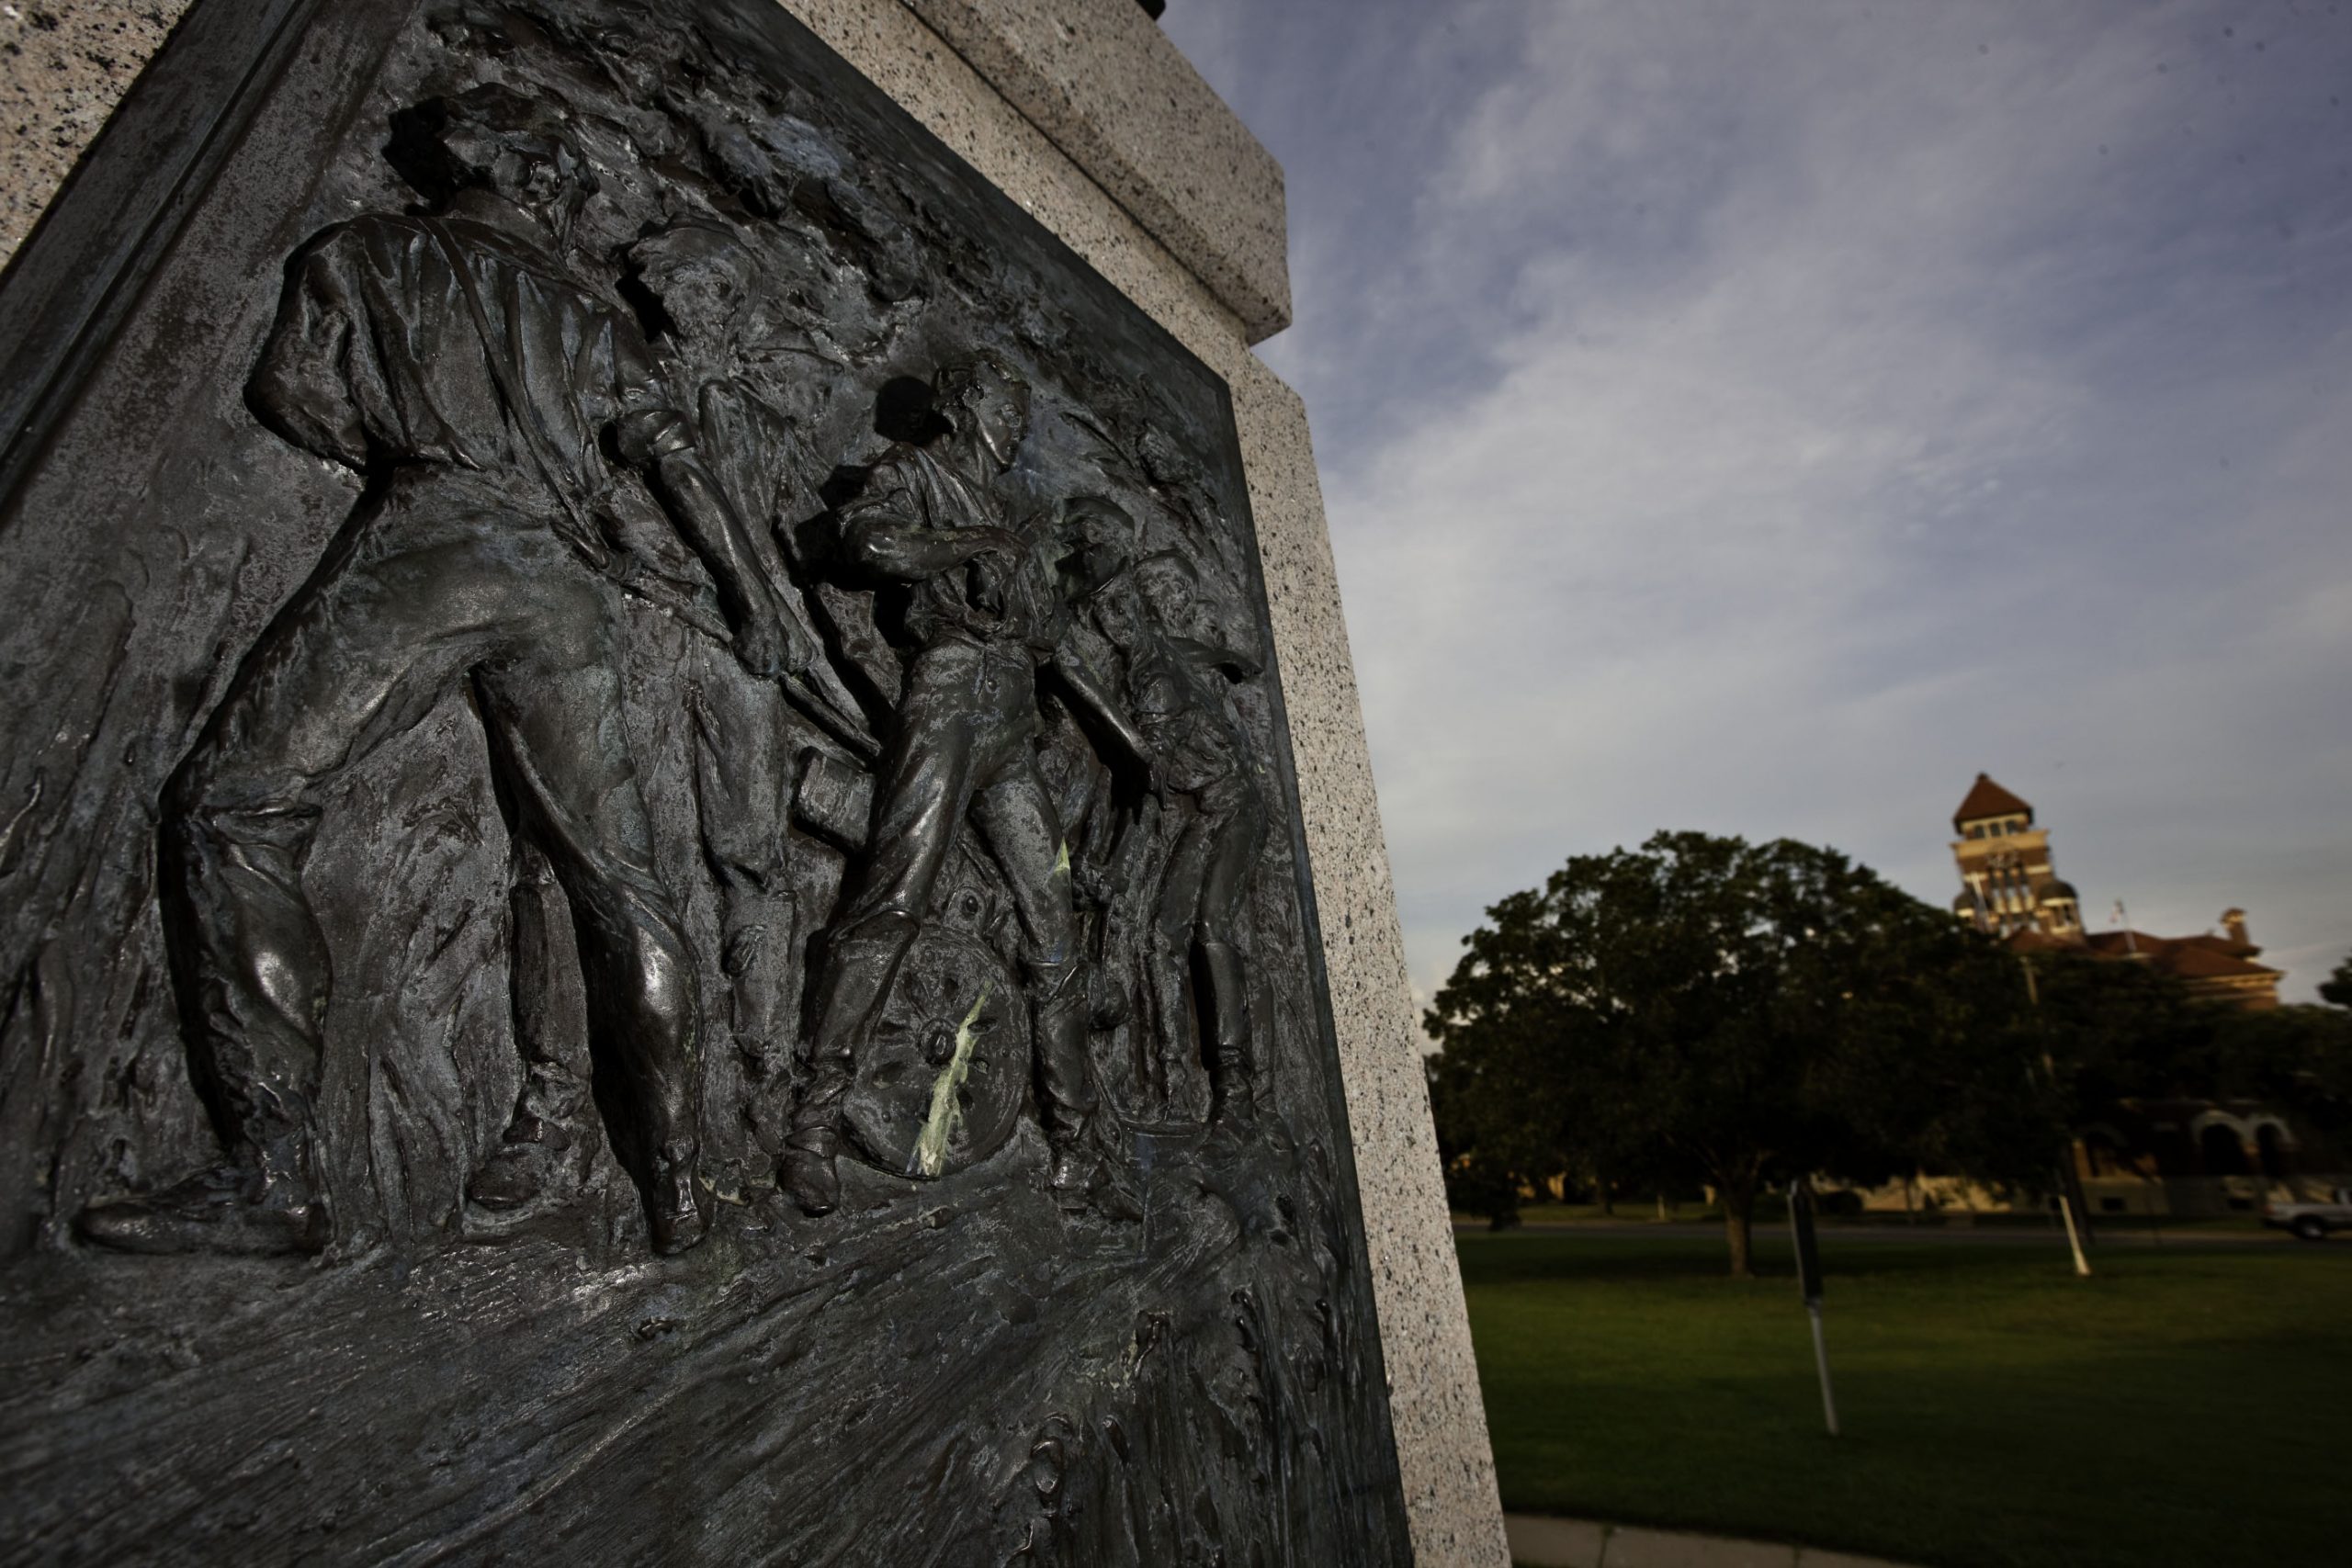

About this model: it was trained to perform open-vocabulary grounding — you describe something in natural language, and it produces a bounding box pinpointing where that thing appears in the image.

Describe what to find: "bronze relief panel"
[0,2,1408,1562]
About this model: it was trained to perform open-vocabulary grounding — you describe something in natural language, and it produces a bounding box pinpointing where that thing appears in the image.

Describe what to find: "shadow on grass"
[1487,1343,2352,1568]
[1463,1233,2352,1568]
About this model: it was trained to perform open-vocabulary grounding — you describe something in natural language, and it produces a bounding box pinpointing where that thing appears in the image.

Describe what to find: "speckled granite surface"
[1222,355,1510,1568]
[898,0,1291,343]
[0,0,193,265]
[0,3,1507,1561]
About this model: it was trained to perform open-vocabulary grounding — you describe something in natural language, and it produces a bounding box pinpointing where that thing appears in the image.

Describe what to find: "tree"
[2198,1005,2352,1148]
[2320,951,2352,1010]
[2023,953,2352,1151]
[1424,1053,1532,1228]
[2020,953,2211,1118]
[1425,831,2049,1276]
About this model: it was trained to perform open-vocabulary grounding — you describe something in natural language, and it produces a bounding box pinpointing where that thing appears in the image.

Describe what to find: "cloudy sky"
[1159,0,2352,1010]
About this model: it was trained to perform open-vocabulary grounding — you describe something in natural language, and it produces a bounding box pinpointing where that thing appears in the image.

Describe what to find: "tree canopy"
[2320,950,2352,1010]
[1424,830,2052,1275]
[2023,951,2352,1149]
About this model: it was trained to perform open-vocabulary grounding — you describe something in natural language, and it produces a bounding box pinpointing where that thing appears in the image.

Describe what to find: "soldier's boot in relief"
[1046,1137,1096,1210]
[721,882,800,1158]
[1046,1133,1145,1223]
[1199,938,1258,1129]
[1029,956,1123,1215]
[466,1067,592,1214]
[644,1138,713,1257]
[779,1127,842,1216]
[77,1160,329,1257]
[782,912,917,1216]
[466,1137,569,1213]
[1209,1051,1256,1130]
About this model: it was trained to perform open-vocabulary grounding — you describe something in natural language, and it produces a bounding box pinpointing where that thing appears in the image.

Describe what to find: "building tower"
[1950,773,2083,940]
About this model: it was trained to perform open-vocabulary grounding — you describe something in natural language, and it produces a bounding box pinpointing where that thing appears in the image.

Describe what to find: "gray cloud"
[1165,0,2352,1010]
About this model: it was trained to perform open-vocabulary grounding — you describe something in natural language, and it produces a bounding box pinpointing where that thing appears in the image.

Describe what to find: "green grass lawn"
[1460,1231,2352,1568]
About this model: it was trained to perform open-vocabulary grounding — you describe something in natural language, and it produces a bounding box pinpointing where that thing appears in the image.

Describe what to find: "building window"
[2199,1124,2250,1177]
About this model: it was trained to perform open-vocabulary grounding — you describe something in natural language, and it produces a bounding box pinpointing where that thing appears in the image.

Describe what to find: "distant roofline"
[1953,772,2034,829]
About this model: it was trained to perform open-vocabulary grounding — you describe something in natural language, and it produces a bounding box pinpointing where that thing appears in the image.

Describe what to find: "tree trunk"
[1720,1176,1757,1278]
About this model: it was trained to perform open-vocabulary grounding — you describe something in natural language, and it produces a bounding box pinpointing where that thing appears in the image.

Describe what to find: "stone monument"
[0,2,1506,1562]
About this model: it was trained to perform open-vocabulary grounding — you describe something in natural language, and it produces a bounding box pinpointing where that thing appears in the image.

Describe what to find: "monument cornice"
[896,0,1293,341]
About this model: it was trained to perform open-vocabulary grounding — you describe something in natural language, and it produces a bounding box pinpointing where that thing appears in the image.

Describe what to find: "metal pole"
[2055,1190,2091,1278]
[2019,954,2094,1277]
[1807,1302,1840,1438]
[1789,1183,1838,1437]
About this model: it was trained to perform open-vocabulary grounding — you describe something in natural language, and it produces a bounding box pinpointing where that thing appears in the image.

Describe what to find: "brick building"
[1949,773,2282,1010]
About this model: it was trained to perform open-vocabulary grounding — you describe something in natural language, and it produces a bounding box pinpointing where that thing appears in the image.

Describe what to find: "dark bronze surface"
[0,1,1407,1561]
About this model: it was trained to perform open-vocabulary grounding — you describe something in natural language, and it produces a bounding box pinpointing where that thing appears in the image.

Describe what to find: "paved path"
[1506,1513,1920,1568]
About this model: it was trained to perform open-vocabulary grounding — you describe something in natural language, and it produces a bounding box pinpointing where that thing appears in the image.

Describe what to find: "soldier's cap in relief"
[932,351,1030,412]
[1132,550,1198,585]
[1061,493,1137,538]
[389,82,597,204]
[1057,495,1138,598]
[628,222,762,312]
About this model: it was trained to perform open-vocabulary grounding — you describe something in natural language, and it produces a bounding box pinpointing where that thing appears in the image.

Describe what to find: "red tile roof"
[2083,931,2152,955]
[2170,931,2260,959]
[1953,773,2033,829]
[2059,928,2280,983]
[2159,943,2276,980]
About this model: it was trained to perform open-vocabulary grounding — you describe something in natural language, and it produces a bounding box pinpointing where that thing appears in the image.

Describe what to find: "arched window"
[2199,1123,2250,1177]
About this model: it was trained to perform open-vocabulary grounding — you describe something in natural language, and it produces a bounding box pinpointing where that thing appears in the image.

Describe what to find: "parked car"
[2262,1189,2352,1241]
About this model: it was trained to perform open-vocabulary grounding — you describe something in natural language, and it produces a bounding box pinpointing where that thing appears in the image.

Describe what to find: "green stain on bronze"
[1052,839,1071,879]
[912,983,991,1179]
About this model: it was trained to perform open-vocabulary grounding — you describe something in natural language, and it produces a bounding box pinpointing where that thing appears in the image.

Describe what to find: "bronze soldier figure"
[782,355,1150,1214]
[628,220,875,1169]
[463,219,850,1222]
[1070,519,1269,1125]
[80,86,802,1258]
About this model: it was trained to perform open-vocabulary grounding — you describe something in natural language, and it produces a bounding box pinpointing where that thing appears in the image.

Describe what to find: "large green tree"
[1425,831,2051,1275]
[2320,951,2352,1010]
[2024,952,2352,1151]
[2195,1004,2352,1149]
[2018,953,2210,1117]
